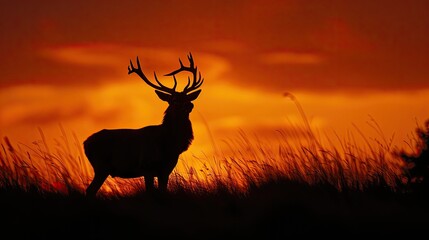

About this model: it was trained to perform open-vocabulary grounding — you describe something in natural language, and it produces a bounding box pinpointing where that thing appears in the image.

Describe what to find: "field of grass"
[1,119,429,239]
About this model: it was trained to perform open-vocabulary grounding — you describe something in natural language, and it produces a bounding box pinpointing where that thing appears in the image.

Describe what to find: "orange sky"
[1,1,429,158]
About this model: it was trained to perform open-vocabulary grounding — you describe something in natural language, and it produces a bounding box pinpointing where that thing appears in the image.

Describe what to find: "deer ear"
[155,90,171,102]
[186,90,201,102]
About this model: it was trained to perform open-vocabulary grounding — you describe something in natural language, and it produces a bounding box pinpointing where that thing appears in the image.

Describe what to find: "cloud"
[1,1,429,93]
[260,52,324,65]
[0,43,231,89]
[40,44,128,67]
[200,40,249,54]
[0,85,106,127]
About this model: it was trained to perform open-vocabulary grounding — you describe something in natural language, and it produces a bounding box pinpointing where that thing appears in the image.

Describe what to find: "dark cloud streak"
[1,0,428,92]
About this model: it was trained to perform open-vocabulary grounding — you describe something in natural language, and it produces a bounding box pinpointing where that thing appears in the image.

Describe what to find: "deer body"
[84,53,203,197]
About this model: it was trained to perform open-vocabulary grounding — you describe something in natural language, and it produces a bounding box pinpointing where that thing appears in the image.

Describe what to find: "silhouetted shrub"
[398,120,429,191]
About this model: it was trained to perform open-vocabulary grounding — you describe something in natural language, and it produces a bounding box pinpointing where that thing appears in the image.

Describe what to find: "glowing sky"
[1,1,429,157]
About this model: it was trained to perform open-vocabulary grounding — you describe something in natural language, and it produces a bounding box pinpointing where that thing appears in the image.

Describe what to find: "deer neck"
[161,110,194,153]
[162,113,192,130]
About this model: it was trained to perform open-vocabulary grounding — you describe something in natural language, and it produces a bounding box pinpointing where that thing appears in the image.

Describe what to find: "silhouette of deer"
[83,53,203,197]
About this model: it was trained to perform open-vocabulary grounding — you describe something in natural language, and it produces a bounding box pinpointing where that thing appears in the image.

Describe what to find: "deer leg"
[158,174,169,193]
[144,176,155,192]
[86,171,108,197]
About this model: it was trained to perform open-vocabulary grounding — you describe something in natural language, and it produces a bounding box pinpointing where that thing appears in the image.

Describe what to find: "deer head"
[128,53,203,116]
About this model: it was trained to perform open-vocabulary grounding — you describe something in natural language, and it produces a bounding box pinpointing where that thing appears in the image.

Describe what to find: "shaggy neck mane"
[161,107,194,152]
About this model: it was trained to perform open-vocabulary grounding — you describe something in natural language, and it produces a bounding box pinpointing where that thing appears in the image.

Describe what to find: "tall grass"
[0,117,405,197]
[174,120,403,194]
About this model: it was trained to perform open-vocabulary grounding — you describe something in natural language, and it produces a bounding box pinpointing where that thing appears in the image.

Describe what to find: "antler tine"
[187,52,194,68]
[194,73,204,89]
[163,53,203,94]
[153,72,168,89]
[154,71,177,92]
[172,75,178,91]
[186,76,204,92]
[128,56,176,94]
[165,53,196,76]
[183,64,203,94]
[184,77,191,90]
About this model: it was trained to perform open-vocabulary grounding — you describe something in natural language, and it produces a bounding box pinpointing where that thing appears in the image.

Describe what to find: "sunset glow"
[1,1,428,193]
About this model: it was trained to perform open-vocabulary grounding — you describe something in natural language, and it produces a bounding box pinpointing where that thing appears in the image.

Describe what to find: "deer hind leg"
[86,171,108,197]
[144,176,155,192]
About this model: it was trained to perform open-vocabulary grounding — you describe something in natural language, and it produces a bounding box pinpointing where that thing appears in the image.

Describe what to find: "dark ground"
[1,180,428,240]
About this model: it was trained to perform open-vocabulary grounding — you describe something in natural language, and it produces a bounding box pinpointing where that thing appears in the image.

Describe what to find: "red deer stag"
[83,53,203,197]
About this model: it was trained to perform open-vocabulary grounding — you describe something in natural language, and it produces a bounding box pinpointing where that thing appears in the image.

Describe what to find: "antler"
[165,52,204,94]
[128,57,177,94]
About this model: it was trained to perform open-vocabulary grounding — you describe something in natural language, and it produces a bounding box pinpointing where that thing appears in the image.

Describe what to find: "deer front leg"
[158,174,169,193]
